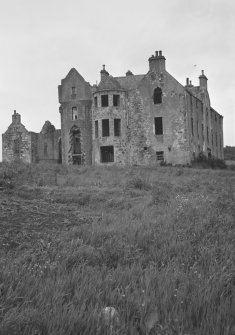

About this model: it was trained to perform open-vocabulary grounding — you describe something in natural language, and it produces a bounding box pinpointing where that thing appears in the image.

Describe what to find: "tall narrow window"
[153,87,162,104]
[102,119,110,137]
[101,95,109,107]
[154,117,163,135]
[114,119,121,136]
[13,138,20,155]
[202,124,204,140]
[70,127,82,165]
[207,127,209,142]
[95,120,98,138]
[113,95,120,107]
[94,96,98,108]
[72,107,78,120]
[191,117,194,136]
[71,87,76,95]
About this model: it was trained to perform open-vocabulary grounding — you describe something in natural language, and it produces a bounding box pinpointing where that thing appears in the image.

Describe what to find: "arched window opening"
[153,87,162,104]
[72,107,78,120]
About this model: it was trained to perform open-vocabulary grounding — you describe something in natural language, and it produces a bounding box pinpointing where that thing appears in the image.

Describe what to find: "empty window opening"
[94,96,98,108]
[113,95,120,107]
[102,119,110,137]
[71,87,76,95]
[13,138,20,155]
[72,107,78,120]
[154,117,163,135]
[44,143,48,157]
[70,127,82,165]
[95,120,98,138]
[114,119,121,136]
[153,87,162,104]
[100,146,114,163]
[156,151,164,161]
[208,148,212,159]
[101,95,109,107]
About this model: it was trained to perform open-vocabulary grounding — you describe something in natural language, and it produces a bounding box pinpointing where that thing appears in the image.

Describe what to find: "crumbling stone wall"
[2,51,224,166]
[37,121,61,163]
[2,112,61,164]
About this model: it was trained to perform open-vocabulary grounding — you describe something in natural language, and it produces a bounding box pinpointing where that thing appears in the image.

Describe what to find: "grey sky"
[0,0,234,160]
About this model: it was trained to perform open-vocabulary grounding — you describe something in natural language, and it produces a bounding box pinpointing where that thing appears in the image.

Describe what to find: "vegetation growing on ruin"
[0,162,234,334]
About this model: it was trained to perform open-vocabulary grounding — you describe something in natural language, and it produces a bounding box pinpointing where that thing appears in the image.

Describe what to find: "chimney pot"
[155,51,158,57]
[159,50,162,56]
[202,70,204,75]
[186,78,189,86]
[190,80,192,85]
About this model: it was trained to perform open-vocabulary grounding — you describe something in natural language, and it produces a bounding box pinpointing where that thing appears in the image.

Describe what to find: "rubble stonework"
[2,112,61,163]
[2,51,224,165]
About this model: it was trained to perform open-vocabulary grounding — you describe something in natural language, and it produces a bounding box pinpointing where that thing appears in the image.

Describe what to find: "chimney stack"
[148,50,166,73]
[12,110,21,124]
[199,70,208,90]
[100,64,109,81]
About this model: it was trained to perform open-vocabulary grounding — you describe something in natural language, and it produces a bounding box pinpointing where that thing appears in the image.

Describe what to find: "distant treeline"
[224,146,235,160]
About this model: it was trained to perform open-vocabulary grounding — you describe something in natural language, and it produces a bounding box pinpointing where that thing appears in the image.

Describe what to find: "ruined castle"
[2,51,224,165]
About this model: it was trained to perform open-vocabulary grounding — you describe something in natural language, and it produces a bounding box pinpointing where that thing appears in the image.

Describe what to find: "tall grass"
[0,162,234,334]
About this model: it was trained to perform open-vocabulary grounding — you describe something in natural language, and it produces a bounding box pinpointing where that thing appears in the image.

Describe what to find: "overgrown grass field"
[0,162,234,334]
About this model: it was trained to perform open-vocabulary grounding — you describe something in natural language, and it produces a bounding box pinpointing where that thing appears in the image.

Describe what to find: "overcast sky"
[0,0,234,160]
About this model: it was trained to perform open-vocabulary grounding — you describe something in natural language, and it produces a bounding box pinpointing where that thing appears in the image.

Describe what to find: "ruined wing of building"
[2,51,224,165]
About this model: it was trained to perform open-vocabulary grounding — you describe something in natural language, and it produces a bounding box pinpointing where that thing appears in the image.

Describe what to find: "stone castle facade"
[2,50,224,165]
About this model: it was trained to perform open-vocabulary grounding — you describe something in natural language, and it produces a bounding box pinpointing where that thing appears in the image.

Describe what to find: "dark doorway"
[100,146,114,163]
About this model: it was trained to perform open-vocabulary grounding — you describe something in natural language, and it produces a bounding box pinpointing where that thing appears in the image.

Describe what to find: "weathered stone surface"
[2,112,61,163]
[2,51,224,165]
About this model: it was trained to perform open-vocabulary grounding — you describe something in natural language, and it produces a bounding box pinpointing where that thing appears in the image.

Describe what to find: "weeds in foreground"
[0,163,234,334]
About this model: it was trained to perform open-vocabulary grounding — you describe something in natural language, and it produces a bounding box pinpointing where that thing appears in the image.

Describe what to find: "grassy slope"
[0,163,234,335]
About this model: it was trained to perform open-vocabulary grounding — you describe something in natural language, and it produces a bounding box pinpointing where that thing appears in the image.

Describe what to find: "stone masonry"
[2,50,224,165]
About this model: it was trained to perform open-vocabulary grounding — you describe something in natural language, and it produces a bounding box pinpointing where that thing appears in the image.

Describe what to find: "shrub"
[126,176,151,191]
[192,152,227,169]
